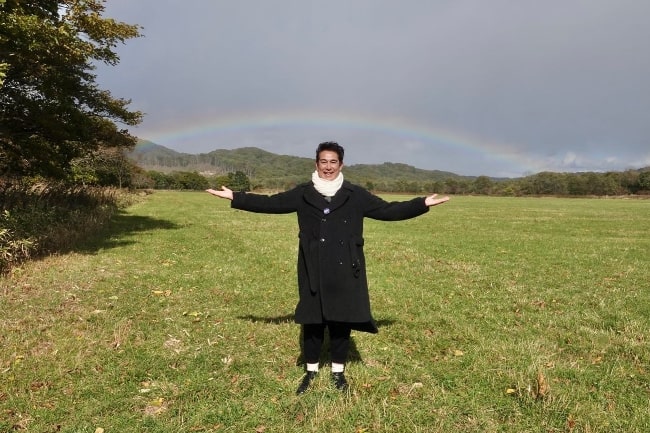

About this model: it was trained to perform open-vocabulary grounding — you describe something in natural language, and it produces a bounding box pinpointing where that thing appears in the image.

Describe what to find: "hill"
[128,141,469,184]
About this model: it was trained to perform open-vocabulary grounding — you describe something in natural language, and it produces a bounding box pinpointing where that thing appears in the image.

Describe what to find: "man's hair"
[316,141,344,163]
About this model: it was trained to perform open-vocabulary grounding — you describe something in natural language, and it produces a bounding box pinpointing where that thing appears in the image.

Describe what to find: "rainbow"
[133,110,540,174]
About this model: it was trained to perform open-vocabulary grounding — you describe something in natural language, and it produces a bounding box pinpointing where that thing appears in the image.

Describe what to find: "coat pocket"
[349,236,364,278]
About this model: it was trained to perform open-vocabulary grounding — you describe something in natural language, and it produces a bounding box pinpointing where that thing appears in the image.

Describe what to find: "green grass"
[1,192,649,432]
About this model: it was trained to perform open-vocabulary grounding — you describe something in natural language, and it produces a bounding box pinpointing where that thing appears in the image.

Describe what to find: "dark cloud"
[97,0,650,176]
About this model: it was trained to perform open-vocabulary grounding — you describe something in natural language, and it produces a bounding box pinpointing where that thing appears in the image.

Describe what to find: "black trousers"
[302,322,352,365]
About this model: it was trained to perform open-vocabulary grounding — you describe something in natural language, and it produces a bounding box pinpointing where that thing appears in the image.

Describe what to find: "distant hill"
[128,140,469,183]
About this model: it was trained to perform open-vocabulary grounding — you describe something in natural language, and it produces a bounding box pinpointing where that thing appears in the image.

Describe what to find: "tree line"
[355,170,649,196]
[133,167,649,197]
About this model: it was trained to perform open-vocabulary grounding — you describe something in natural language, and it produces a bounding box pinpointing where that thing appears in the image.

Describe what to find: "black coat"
[231,180,429,333]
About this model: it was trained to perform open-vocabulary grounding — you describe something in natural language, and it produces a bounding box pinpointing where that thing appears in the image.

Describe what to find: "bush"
[0,180,133,275]
[0,225,36,272]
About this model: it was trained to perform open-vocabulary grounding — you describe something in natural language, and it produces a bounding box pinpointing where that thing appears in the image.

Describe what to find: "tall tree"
[0,0,142,178]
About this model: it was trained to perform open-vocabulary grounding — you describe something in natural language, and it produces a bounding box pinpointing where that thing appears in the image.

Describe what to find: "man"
[206,141,449,394]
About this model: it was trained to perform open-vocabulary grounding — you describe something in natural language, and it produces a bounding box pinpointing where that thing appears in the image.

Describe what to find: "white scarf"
[311,170,344,197]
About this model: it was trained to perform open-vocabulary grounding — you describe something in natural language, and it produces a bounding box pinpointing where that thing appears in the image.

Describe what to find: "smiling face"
[315,150,343,181]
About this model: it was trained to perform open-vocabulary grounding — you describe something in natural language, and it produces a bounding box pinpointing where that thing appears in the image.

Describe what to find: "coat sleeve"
[359,188,429,221]
[231,187,301,214]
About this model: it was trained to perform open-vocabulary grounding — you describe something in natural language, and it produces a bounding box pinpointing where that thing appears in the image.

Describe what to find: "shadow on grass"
[238,315,396,329]
[71,210,180,254]
[238,314,295,324]
[238,314,397,367]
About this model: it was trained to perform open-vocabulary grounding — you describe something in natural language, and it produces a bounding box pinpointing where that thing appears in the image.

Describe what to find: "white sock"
[331,362,345,374]
[306,363,319,372]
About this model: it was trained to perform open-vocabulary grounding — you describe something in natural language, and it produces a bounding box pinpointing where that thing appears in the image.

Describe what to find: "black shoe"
[331,372,349,391]
[296,371,318,395]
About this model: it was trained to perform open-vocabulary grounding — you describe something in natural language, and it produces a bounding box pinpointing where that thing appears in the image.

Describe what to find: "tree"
[71,147,138,188]
[227,171,251,192]
[147,171,174,189]
[172,171,209,190]
[638,170,650,192]
[618,170,640,194]
[0,0,143,178]
[566,174,588,196]
[472,176,493,195]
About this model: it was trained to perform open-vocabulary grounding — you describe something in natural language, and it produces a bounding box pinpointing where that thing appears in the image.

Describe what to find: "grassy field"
[1,191,649,432]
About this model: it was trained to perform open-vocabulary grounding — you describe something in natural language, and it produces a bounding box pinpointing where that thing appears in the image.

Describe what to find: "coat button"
[320,238,326,243]
[321,218,327,222]
[323,208,330,214]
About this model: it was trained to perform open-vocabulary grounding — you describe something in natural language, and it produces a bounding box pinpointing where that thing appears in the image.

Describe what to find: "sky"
[95,0,650,177]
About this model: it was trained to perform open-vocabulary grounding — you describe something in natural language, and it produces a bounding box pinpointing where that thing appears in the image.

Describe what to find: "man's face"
[315,150,343,181]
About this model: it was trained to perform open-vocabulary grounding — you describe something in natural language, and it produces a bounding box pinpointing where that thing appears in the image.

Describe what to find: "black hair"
[316,141,344,163]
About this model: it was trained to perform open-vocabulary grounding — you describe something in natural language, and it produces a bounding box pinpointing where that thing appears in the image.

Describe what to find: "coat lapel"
[303,181,352,212]
[328,182,352,211]
[303,184,327,209]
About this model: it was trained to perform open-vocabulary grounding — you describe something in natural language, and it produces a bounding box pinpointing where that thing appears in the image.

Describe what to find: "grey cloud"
[97,0,650,176]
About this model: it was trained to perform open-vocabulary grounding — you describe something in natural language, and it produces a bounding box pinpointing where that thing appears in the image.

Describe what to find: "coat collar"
[304,180,353,212]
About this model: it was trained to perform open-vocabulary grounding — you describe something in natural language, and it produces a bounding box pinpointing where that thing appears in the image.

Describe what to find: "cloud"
[97,0,650,177]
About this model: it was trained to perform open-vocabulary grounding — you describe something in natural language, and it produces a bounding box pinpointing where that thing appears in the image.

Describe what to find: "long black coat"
[231,180,429,333]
